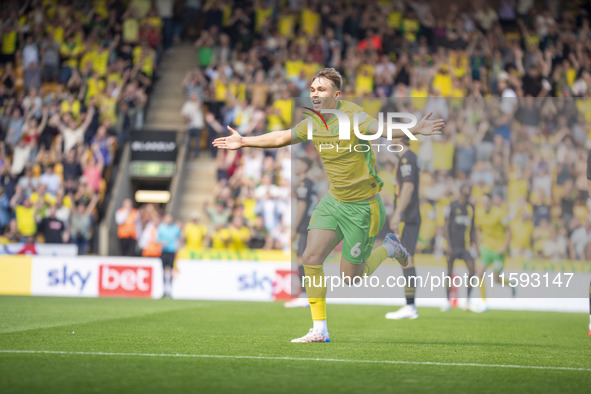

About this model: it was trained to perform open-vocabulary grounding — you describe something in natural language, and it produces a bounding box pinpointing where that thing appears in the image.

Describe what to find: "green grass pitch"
[0,296,590,393]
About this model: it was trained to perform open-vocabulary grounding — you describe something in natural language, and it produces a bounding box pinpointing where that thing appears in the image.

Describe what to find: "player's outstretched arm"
[212,126,296,150]
[373,112,445,139]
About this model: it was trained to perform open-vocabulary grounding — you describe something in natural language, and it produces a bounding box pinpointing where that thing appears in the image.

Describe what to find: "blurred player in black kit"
[386,137,421,320]
[442,184,478,312]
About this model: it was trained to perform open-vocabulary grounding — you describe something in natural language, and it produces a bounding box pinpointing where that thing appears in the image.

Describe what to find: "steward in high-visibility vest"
[115,199,140,256]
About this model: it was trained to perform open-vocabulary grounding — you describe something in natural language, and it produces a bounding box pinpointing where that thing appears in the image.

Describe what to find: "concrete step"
[185,161,217,171]
[147,98,185,111]
[152,84,190,96]
[144,122,182,131]
[146,111,185,125]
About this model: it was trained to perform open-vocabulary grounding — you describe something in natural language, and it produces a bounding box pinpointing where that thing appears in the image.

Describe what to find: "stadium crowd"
[176,0,591,261]
[4,0,591,261]
[0,0,168,253]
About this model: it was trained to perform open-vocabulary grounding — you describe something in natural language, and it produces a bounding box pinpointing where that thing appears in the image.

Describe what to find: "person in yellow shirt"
[10,193,41,238]
[278,11,296,39]
[59,35,84,84]
[432,65,453,97]
[356,67,374,96]
[85,72,105,104]
[1,21,18,64]
[92,40,118,78]
[183,213,208,250]
[300,7,320,37]
[475,193,515,311]
[133,41,155,78]
[228,216,251,251]
[284,52,304,80]
[509,200,534,258]
[267,90,292,131]
[211,223,232,250]
[432,133,455,173]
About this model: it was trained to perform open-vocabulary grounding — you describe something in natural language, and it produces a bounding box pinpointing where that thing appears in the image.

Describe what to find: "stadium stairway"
[143,42,218,221]
[145,43,194,130]
[177,157,218,220]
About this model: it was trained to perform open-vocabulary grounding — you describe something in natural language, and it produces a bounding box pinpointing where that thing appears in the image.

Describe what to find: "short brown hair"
[311,68,343,91]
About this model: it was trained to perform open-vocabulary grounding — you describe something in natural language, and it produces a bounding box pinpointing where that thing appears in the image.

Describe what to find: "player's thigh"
[302,229,341,266]
[304,195,343,266]
[340,197,385,277]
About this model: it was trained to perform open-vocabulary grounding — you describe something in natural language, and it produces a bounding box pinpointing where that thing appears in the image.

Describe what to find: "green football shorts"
[308,193,385,264]
[479,246,505,273]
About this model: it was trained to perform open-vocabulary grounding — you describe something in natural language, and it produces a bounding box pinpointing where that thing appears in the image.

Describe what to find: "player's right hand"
[212,126,244,150]
[445,247,452,258]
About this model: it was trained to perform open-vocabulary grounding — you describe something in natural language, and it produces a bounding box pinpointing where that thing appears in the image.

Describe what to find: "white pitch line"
[0,350,589,372]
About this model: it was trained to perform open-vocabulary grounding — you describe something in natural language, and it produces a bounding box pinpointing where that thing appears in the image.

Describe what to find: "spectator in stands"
[248,215,267,249]
[17,166,38,198]
[61,149,82,194]
[183,212,208,250]
[38,204,68,244]
[227,216,250,251]
[9,191,40,240]
[70,195,98,255]
[39,165,61,196]
[211,222,231,250]
[81,146,104,193]
[181,92,205,157]
[0,186,10,235]
[205,201,231,229]
[116,198,141,256]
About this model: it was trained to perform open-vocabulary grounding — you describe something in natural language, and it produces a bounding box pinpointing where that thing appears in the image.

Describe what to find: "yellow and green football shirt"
[293,100,382,203]
[475,205,508,252]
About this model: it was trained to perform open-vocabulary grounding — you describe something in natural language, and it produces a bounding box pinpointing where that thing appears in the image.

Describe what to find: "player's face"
[310,77,340,110]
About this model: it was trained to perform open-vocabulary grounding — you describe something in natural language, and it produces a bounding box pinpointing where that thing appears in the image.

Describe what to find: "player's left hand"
[212,126,245,150]
[389,211,401,234]
[415,112,445,136]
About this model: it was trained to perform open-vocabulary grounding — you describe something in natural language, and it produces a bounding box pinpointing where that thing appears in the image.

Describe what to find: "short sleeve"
[398,157,417,184]
[293,118,311,142]
[356,112,378,135]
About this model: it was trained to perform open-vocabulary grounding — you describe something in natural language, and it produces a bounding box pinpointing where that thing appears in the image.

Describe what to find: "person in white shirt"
[17,166,39,197]
[39,165,61,195]
[11,138,32,176]
[181,92,205,157]
[51,105,95,154]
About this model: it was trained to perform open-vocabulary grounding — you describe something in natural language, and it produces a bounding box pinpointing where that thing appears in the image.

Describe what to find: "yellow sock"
[303,265,327,321]
[363,246,389,276]
[480,279,487,301]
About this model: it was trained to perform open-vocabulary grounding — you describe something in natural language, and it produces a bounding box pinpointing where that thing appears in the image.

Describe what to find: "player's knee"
[301,249,324,266]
